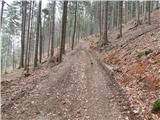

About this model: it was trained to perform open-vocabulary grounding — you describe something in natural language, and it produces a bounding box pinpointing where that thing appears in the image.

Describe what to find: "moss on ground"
[151,99,160,113]
[137,49,153,58]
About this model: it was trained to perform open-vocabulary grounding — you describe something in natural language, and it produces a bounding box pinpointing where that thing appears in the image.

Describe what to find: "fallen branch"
[128,26,159,41]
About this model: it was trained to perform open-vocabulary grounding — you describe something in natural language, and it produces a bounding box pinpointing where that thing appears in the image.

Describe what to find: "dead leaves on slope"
[103,46,160,119]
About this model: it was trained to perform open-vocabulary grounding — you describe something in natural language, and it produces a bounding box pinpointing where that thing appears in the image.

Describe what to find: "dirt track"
[1,41,141,120]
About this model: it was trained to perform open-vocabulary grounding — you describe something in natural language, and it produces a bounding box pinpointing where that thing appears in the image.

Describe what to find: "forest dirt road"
[2,41,140,120]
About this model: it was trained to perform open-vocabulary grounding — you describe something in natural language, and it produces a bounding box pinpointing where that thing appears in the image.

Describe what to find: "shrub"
[151,99,160,113]
[137,49,153,58]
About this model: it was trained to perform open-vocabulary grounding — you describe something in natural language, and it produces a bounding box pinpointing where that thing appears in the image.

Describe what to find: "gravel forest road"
[2,41,141,120]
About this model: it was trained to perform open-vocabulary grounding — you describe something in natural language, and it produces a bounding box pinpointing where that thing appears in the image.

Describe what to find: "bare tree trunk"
[101,2,105,32]
[148,1,151,25]
[71,2,77,50]
[39,8,42,63]
[68,30,71,48]
[0,0,5,28]
[129,1,132,20]
[50,1,56,57]
[125,1,128,23]
[25,1,32,70]
[113,2,117,28]
[12,39,15,70]
[156,1,159,9]
[1,55,3,74]
[62,1,68,54]
[5,45,10,73]
[119,1,123,37]
[136,1,140,25]
[102,1,109,45]
[110,2,114,28]
[99,1,102,41]
[131,1,134,19]
[27,1,34,73]
[77,23,80,43]
[142,1,145,16]
[144,1,147,20]
[151,1,153,11]
[34,0,41,68]
[47,6,51,58]
[117,1,120,28]
[19,1,27,68]
[59,1,68,62]
[42,15,46,58]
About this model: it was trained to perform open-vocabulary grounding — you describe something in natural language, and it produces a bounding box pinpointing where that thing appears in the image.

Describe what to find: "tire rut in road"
[88,49,144,120]
[83,50,124,120]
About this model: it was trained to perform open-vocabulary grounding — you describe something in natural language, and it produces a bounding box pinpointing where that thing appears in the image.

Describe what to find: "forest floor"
[90,9,160,120]
[1,40,140,120]
[1,9,160,120]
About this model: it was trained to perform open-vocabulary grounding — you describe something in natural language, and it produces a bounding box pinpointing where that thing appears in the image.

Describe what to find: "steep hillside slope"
[90,9,160,120]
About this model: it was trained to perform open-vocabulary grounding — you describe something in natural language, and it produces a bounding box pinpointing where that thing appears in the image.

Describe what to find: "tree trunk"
[148,1,151,25]
[71,2,78,50]
[136,1,140,25]
[25,1,32,70]
[125,1,128,23]
[77,23,80,43]
[117,1,120,28]
[102,1,109,45]
[99,1,102,41]
[145,1,147,20]
[90,17,93,35]
[50,1,56,57]
[68,30,71,48]
[101,2,105,31]
[156,1,159,9]
[119,1,123,37]
[19,1,27,68]
[62,1,68,54]
[151,1,153,11]
[27,1,34,73]
[142,1,145,16]
[39,7,42,63]
[131,1,134,18]
[59,1,68,62]
[47,14,51,57]
[129,1,132,20]
[110,2,114,28]
[12,39,15,70]
[34,0,41,68]
[1,55,3,74]
[113,2,117,28]
[5,46,9,74]
[42,15,46,58]
[0,0,5,28]
[5,45,10,73]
